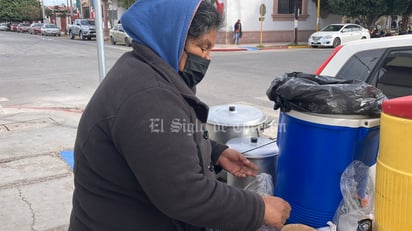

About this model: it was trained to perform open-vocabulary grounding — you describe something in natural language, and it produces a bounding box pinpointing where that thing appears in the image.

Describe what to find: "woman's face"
[178,29,217,71]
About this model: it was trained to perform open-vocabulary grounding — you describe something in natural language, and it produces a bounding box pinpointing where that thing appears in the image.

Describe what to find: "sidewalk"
[0,106,80,231]
[212,42,309,52]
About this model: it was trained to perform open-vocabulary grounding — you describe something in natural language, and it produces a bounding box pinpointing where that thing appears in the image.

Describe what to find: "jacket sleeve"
[112,86,265,231]
[210,139,227,173]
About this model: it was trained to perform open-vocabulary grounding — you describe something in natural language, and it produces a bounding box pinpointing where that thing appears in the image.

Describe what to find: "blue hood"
[121,0,201,71]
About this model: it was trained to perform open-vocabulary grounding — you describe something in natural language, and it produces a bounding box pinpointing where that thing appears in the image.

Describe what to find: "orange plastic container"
[375,96,412,231]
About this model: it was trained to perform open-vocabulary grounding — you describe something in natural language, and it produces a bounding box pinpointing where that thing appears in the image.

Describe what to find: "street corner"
[212,46,248,52]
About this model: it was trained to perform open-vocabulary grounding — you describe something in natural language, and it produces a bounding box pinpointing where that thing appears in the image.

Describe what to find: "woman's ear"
[178,50,188,71]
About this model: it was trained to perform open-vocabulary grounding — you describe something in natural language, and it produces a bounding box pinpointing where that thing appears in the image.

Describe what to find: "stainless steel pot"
[225,136,279,191]
[206,104,272,144]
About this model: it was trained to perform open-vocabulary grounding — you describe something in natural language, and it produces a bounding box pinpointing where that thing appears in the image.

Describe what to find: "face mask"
[178,53,210,88]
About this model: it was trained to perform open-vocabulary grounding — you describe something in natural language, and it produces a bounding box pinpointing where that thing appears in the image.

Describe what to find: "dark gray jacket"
[69,43,264,231]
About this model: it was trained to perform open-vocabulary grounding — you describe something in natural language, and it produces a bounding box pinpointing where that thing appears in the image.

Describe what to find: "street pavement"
[0,42,295,231]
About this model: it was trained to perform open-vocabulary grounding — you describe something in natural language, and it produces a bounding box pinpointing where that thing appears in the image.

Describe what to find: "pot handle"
[260,119,274,130]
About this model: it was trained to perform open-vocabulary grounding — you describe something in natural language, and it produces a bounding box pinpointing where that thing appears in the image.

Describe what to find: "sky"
[43,0,68,6]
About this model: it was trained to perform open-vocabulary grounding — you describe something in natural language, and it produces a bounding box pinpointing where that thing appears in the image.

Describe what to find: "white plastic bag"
[244,173,274,196]
[333,160,374,231]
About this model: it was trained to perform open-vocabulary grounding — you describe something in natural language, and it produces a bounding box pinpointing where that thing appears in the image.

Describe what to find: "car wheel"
[69,31,74,39]
[110,36,116,45]
[125,38,131,47]
[311,45,318,48]
[332,38,341,48]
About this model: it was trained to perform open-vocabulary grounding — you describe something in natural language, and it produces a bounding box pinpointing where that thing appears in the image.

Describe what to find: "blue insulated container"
[275,110,380,228]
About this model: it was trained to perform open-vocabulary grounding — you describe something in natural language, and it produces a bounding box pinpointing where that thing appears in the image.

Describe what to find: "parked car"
[10,23,19,32]
[109,24,132,46]
[41,24,61,36]
[17,23,31,33]
[308,23,370,48]
[28,23,43,35]
[315,34,412,99]
[68,18,96,40]
[0,23,10,31]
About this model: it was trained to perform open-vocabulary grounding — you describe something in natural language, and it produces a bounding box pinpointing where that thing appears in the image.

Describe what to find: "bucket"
[225,136,278,191]
[275,110,380,228]
[375,96,412,231]
[207,104,271,182]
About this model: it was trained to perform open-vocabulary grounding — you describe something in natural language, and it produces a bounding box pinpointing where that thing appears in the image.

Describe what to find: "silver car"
[109,24,132,47]
[41,24,61,36]
[0,23,10,31]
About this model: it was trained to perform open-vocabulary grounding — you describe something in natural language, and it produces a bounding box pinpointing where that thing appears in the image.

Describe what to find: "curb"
[212,44,308,52]
[212,47,249,52]
[287,45,311,49]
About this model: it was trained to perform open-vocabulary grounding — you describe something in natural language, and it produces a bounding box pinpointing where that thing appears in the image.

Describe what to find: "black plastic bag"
[266,72,387,116]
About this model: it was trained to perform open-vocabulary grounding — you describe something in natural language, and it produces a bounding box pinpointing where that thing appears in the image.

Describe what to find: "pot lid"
[207,104,268,126]
[226,136,279,158]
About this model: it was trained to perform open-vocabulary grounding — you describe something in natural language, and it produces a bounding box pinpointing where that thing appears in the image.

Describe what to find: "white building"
[109,0,342,44]
[217,0,341,44]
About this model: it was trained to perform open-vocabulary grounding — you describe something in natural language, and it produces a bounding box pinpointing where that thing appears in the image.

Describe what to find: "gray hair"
[187,0,224,39]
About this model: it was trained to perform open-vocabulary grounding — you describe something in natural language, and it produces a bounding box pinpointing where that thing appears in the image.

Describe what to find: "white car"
[40,24,61,36]
[315,34,412,99]
[308,23,370,48]
[109,24,132,47]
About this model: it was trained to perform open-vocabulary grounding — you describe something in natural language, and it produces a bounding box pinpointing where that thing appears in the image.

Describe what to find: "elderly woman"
[69,1,290,230]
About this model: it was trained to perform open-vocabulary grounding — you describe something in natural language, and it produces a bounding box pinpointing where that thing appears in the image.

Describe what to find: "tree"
[0,0,42,22]
[118,0,135,9]
[312,0,331,12]
[327,0,412,29]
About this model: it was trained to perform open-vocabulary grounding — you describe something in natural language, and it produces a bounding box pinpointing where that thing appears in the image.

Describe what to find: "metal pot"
[206,104,271,144]
[225,136,279,191]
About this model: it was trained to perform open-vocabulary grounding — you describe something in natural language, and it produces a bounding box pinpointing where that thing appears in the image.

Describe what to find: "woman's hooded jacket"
[69,0,265,230]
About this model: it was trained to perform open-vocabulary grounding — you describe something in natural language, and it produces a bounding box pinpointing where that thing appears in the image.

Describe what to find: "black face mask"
[178,53,210,88]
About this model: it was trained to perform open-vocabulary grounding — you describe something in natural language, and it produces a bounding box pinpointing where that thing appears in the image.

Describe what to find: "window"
[377,49,412,98]
[345,25,361,32]
[335,49,385,82]
[272,0,308,21]
[278,0,302,14]
[336,48,412,99]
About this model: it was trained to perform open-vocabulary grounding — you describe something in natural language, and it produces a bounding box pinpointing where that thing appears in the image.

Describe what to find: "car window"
[377,49,412,98]
[335,48,385,82]
[349,25,360,31]
[322,25,343,32]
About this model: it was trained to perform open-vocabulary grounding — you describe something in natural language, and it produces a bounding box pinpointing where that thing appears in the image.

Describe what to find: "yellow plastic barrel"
[375,96,412,231]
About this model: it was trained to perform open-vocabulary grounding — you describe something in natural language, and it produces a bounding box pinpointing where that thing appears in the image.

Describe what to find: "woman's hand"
[262,195,291,230]
[216,148,258,178]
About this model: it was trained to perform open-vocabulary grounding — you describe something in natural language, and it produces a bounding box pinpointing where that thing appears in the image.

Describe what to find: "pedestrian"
[233,19,242,45]
[68,1,290,231]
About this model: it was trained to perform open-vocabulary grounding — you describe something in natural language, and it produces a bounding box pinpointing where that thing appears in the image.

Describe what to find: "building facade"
[218,0,341,44]
[76,0,342,44]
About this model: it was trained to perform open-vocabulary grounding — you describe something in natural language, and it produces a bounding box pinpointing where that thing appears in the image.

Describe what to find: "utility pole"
[316,0,321,31]
[94,0,107,81]
[259,4,266,47]
[294,0,299,45]
[41,0,47,23]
